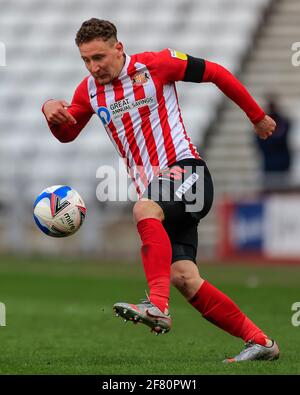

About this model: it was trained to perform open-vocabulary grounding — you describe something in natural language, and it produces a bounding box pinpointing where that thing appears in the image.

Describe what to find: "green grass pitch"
[0,255,299,374]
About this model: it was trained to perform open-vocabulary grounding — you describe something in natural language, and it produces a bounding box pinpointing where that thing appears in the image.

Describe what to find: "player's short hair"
[75,18,118,46]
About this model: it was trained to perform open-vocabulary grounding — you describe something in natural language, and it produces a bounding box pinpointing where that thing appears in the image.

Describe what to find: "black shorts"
[143,158,214,263]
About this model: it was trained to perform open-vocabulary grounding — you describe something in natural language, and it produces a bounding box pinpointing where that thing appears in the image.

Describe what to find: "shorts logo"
[97,106,111,127]
[132,71,150,86]
[175,173,199,199]
[169,49,187,61]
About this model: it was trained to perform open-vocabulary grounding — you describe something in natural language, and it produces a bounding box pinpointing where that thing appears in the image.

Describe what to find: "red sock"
[189,281,268,345]
[137,218,172,314]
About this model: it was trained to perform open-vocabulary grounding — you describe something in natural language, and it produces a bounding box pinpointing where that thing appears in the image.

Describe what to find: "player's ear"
[115,41,124,55]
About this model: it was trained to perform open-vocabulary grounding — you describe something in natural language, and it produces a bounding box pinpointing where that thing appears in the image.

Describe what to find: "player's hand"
[254,115,276,140]
[43,100,77,125]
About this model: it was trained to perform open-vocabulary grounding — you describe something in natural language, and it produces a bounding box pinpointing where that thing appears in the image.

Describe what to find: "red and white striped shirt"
[44,48,265,196]
[89,49,201,195]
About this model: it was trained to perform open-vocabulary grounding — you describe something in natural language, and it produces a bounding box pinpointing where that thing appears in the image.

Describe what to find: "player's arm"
[42,79,93,143]
[152,49,275,139]
[184,56,275,139]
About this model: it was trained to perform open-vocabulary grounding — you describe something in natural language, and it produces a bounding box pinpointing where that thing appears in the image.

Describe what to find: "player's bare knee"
[171,262,204,298]
[171,270,196,291]
[170,271,187,291]
[133,200,164,223]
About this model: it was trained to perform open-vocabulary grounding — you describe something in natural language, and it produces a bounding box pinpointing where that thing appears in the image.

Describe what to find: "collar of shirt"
[118,53,131,79]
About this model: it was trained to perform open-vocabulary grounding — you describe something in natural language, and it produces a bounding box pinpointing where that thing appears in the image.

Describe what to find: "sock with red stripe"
[189,281,269,345]
[137,218,172,314]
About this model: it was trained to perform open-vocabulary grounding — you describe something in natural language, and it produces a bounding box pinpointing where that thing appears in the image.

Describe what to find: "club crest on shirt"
[132,71,150,86]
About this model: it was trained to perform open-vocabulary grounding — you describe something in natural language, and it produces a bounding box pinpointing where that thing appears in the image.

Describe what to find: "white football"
[33,185,86,237]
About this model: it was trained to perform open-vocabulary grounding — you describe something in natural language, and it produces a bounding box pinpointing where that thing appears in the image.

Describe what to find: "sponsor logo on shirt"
[169,49,187,61]
[109,97,155,119]
[97,106,111,127]
[132,71,150,86]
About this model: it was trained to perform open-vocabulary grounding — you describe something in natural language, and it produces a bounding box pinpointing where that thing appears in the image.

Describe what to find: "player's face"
[79,38,125,85]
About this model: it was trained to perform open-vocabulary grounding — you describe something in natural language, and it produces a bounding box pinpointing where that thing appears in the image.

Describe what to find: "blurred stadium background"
[0,0,300,375]
[1,0,300,261]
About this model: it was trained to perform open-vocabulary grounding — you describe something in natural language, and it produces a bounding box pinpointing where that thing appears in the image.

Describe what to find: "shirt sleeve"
[150,50,265,124]
[42,78,94,143]
[150,48,189,84]
[202,60,265,124]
